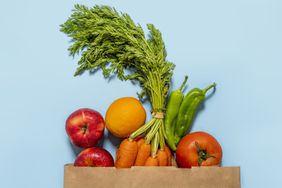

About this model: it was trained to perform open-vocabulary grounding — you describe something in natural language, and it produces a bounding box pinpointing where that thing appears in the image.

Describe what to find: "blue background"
[1,0,281,187]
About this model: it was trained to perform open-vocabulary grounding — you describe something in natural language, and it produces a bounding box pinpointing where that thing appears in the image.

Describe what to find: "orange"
[105,97,146,138]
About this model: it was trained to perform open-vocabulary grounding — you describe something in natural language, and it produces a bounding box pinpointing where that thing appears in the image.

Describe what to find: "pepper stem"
[179,75,188,92]
[203,83,216,94]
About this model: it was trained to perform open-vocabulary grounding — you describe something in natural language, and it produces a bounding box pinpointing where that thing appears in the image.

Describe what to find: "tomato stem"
[195,141,215,166]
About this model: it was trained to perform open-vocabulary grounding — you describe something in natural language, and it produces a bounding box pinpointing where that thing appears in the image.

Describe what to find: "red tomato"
[176,131,222,168]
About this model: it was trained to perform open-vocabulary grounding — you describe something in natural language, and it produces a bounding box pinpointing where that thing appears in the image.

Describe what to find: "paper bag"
[64,164,240,188]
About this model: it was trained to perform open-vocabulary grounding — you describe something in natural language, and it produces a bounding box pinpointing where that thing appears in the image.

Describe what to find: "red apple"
[74,147,114,167]
[66,108,105,148]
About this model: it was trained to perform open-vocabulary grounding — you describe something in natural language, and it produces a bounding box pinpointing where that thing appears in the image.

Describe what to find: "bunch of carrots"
[116,138,172,168]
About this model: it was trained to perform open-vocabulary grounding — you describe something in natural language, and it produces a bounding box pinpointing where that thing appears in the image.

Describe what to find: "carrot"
[134,143,151,166]
[144,156,159,166]
[137,138,145,150]
[157,149,168,166]
[164,145,172,166]
[115,148,120,161]
[115,139,138,168]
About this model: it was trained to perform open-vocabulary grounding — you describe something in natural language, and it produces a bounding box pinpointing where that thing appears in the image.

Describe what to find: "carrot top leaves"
[60,4,174,111]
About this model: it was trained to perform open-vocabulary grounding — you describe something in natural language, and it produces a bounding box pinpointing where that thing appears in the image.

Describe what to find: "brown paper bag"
[64,164,240,188]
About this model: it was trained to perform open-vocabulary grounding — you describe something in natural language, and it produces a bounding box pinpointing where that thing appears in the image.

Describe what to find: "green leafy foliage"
[60,4,174,111]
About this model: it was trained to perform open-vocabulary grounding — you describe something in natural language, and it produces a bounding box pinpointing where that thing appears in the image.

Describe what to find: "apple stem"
[82,124,88,134]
